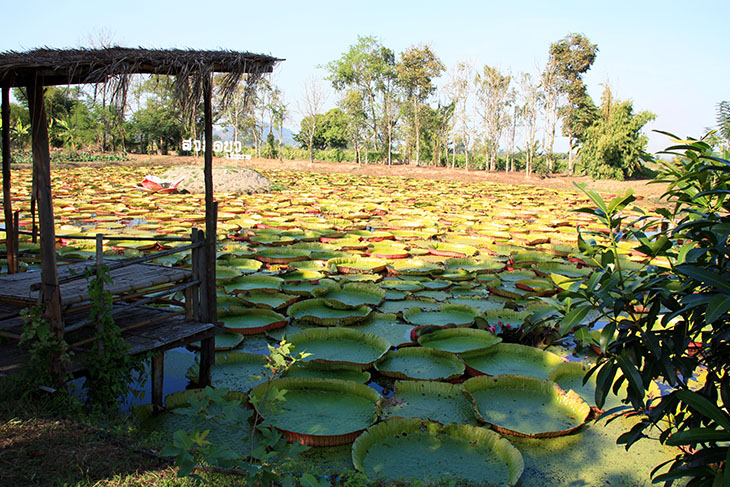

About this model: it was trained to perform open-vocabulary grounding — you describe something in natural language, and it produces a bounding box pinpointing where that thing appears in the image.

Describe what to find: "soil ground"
[125,154,669,204]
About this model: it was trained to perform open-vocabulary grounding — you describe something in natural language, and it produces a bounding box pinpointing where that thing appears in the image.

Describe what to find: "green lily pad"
[375,347,465,381]
[387,259,442,276]
[249,378,380,446]
[288,328,390,368]
[221,307,288,335]
[380,279,425,292]
[352,418,523,486]
[254,247,310,264]
[215,265,243,283]
[312,281,386,309]
[351,313,414,348]
[483,309,531,328]
[219,258,263,274]
[284,363,371,383]
[418,328,502,354]
[188,331,245,352]
[186,352,268,392]
[547,362,626,411]
[460,343,564,380]
[328,257,387,274]
[445,257,505,274]
[236,291,299,310]
[287,298,372,326]
[381,380,478,425]
[403,304,480,327]
[223,275,284,294]
[426,242,478,258]
[378,299,440,316]
[463,375,590,438]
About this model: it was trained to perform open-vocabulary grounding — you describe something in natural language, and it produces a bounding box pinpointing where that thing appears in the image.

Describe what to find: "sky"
[2,0,728,153]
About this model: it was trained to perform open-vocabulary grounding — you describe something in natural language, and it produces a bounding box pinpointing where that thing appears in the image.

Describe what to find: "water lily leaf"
[460,343,564,379]
[287,328,389,368]
[221,307,287,335]
[375,347,465,381]
[381,380,478,425]
[287,298,372,326]
[418,327,501,354]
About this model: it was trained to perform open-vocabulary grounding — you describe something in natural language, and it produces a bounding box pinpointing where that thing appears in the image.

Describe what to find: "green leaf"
[707,294,730,324]
[676,390,730,431]
[666,428,730,446]
[559,305,591,336]
[677,264,730,293]
[616,354,645,408]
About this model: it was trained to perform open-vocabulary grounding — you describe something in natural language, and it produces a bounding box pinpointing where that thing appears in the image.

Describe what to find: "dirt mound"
[160,166,271,194]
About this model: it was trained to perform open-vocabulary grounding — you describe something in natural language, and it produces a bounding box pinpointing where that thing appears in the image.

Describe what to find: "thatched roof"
[0,47,283,114]
[0,47,282,87]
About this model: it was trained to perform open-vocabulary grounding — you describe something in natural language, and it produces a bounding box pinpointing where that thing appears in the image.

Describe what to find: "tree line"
[2,33,728,179]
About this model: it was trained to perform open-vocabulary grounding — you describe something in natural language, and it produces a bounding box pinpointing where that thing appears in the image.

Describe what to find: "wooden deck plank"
[0,262,192,307]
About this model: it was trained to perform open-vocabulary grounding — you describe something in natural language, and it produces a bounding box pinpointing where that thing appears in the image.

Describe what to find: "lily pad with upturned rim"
[223,275,284,294]
[375,347,465,381]
[381,380,479,425]
[351,313,414,348]
[460,343,564,379]
[249,378,380,446]
[186,352,268,391]
[403,304,480,328]
[287,298,372,326]
[351,418,523,486]
[284,362,371,383]
[462,375,590,438]
[418,327,502,354]
[328,257,387,274]
[221,307,288,335]
[312,282,386,309]
[188,331,245,352]
[287,328,390,368]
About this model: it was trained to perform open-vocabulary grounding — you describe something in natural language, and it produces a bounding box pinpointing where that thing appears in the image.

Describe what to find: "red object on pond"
[137,175,184,194]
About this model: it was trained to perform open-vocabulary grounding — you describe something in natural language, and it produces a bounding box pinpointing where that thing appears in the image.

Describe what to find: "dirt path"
[127,154,668,202]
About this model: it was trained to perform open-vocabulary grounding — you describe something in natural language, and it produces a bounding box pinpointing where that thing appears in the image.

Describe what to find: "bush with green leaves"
[543,133,729,485]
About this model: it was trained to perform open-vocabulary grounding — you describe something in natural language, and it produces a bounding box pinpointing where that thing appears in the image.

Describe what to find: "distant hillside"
[214,125,297,146]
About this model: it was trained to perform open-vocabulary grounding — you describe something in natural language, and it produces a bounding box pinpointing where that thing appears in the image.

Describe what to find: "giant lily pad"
[186,352,268,392]
[221,307,287,335]
[254,247,310,264]
[460,343,564,379]
[418,327,502,354]
[284,362,371,383]
[403,304,480,328]
[352,418,523,486]
[237,291,299,311]
[387,259,442,276]
[352,313,414,348]
[312,281,386,309]
[381,380,478,425]
[547,362,626,411]
[287,298,372,326]
[463,375,590,438]
[249,378,380,446]
[223,275,284,294]
[375,347,465,381]
[328,257,387,274]
[287,328,389,368]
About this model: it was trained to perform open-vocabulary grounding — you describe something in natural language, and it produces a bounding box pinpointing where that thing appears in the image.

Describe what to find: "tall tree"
[298,76,327,163]
[327,36,397,163]
[541,60,562,172]
[519,73,541,176]
[580,85,655,180]
[716,101,730,150]
[446,62,474,170]
[397,45,444,166]
[475,65,511,171]
[548,33,599,172]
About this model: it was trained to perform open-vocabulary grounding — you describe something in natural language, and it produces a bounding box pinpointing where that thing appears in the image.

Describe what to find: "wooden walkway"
[0,258,220,408]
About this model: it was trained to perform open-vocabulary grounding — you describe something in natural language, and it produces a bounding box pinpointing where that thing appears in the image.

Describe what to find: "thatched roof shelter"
[0,47,282,385]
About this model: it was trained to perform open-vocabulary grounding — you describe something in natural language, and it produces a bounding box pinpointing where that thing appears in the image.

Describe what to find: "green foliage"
[579,86,656,180]
[717,101,730,148]
[128,76,183,154]
[83,265,146,411]
[295,108,350,150]
[548,33,599,147]
[544,135,730,485]
[18,305,72,388]
[162,340,315,485]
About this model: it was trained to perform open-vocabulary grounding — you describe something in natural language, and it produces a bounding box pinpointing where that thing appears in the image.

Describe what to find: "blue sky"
[2,0,728,152]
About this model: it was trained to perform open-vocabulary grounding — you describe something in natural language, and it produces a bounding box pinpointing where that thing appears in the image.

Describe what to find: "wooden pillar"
[202,73,217,324]
[27,78,65,387]
[2,86,17,274]
[198,336,214,387]
[151,352,164,410]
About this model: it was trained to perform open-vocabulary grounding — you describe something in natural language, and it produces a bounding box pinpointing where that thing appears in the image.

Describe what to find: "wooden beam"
[27,78,65,387]
[202,73,217,324]
[2,87,17,273]
[151,352,164,410]
[198,336,214,388]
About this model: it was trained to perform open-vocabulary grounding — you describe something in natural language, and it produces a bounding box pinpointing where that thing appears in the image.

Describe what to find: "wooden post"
[27,78,65,387]
[198,335,214,388]
[151,352,164,410]
[95,234,104,354]
[2,86,18,274]
[191,228,200,321]
[202,73,217,324]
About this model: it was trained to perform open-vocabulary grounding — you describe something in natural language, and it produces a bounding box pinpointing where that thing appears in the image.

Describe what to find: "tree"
[716,101,730,150]
[129,76,183,154]
[397,45,444,166]
[579,85,655,180]
[298,76,327,163]
[548,33,599,172]
[446,62,474,170]
[294,108,349,150]
[541,60,562,172]
[327,36,397,163]
[518,73,541,176]
[475,65,511,171]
